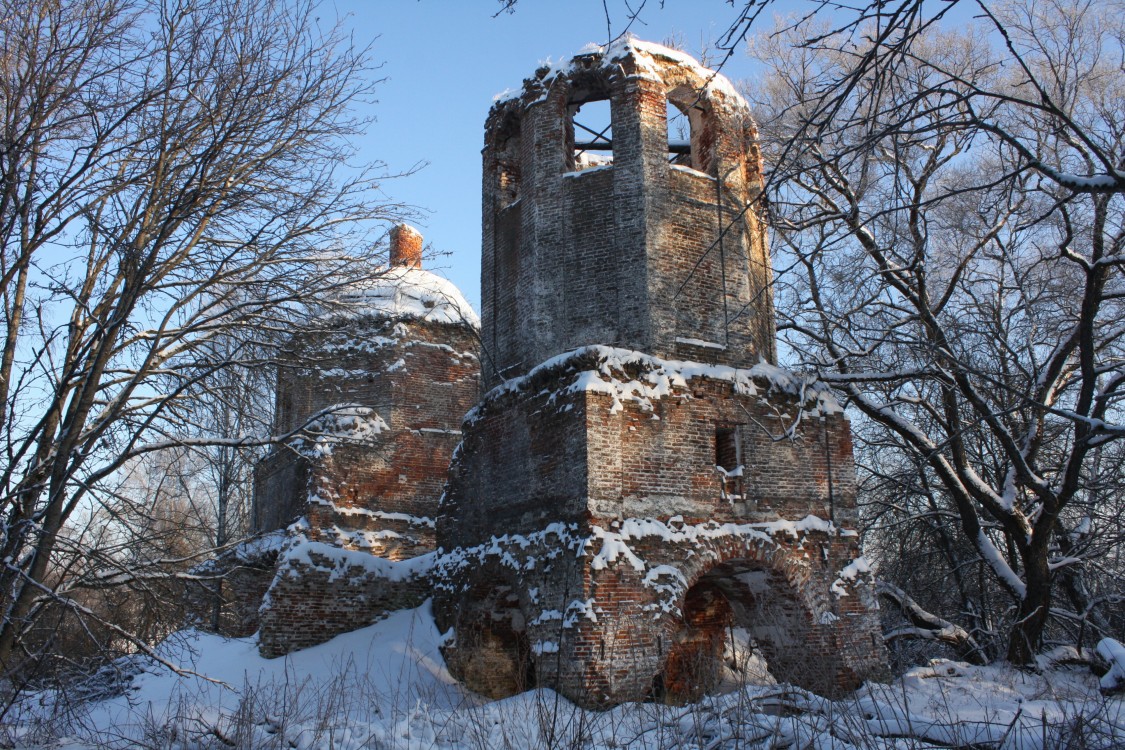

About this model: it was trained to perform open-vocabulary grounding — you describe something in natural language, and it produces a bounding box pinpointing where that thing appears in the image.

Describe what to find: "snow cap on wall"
[492,35,743,108]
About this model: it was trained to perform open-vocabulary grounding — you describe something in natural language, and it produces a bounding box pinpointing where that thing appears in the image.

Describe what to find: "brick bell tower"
[436,39,888,707]
[479,39,775,385]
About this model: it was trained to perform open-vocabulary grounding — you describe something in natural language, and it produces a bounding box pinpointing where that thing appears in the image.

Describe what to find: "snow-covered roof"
[335,266,480,328]
[600,36,742,99]
[470,345,842,422]
[493,35,744,107]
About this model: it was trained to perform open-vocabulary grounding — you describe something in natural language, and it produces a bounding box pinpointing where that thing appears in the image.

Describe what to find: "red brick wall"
[255,313,480,657]
[437,349,888,706]
[589,377,857,528]
[435,516,887,707]
[441,349,857,549]
[254,316,479,536]
[183,544,279,638]
[258,548,431,658]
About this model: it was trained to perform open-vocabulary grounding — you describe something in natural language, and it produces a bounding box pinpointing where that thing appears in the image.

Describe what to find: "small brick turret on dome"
[389,224,424,269]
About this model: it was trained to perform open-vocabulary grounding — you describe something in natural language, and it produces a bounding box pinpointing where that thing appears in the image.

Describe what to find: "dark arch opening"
[657,560,811,703]
[661,580,735,702]
[491,112,522,209]
[445,582,535,699]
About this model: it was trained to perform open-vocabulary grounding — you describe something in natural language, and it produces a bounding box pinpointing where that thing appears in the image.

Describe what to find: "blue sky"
[333,0,782,311]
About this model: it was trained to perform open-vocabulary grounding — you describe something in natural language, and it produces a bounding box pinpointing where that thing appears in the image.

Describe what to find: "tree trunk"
[1007,557,1052,664]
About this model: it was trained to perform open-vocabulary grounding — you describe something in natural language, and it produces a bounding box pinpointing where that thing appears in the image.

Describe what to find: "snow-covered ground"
[5,603,1122,749]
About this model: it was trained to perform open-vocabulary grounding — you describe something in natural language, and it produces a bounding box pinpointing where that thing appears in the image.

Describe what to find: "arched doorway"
[442,581,535,699]
[660,560,816,703]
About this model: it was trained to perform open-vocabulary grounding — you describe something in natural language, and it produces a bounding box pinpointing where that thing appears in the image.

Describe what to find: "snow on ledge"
[233,530,287,562]
[470,345,843,421]
[591,513,840,554]
[287,540,433,583]
[435,515,854,621]
[675,336,726,350]
[293,405,388,458]
[276,529,434,585]
[831,556,873,597]
[670,163,716,179]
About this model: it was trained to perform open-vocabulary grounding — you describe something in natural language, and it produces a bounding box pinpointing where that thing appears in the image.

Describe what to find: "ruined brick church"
[247,38,888,707]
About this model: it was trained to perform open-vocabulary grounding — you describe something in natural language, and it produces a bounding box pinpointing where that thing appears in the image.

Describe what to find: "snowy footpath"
[5,602,1123,749]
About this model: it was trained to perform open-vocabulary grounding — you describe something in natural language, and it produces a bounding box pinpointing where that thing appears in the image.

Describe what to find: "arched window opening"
[493,116,522,209]
[666,87,712,173]
[715,424,741,471]
[666,98,691,166]
[568,96,613,172]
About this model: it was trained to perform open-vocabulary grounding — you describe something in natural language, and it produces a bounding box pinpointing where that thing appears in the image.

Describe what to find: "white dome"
[336,266,480,328]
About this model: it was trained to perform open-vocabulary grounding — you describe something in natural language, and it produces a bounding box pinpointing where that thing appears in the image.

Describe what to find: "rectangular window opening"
[667,99,692,166]
[715,425,742,472]
[570,97,613,171]
[715,424,745,504]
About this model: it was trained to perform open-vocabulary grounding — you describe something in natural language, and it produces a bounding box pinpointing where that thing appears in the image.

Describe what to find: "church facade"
[249,39,887,706]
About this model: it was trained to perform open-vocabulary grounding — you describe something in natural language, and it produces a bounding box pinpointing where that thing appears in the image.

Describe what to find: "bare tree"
[747,0,1125,664]
[0,0,406,682]
[179,348,274,632]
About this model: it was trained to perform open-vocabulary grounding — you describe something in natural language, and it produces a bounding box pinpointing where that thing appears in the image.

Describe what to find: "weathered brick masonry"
[183,534,282,637]
[435,39,888,706]
[255,226,481,657]
[437,349,886,704]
